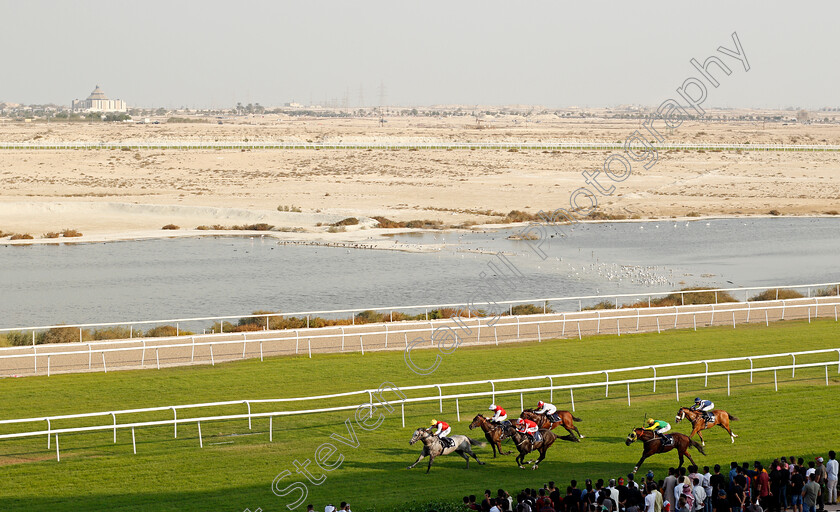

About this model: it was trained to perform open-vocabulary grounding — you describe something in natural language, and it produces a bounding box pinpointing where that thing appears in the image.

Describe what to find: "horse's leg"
[720,420,738,443]
[698,430,705,447]
[408,451,425,469]
[457,450,470,469]
[426,454,436,473]
[634,452,649,473]
[467,446,485,465]
[489,435,497,458]
[677,449,685,468]
[573,424,585,439]
[684,447,697,468]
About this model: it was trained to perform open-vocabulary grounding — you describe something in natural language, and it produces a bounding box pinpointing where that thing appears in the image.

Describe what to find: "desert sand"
[1,111,839,241]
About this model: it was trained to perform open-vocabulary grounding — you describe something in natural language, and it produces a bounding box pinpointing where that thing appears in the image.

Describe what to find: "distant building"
[71,85,127,112]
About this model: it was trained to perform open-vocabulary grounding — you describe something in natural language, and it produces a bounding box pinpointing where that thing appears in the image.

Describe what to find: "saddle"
[703,412,715,424]
[440,436,455,448]
[659,434,674,447]
[547,412,560,423]
[528,431,542,444]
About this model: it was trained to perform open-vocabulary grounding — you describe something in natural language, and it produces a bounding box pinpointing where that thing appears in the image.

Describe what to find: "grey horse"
[407,428,485,473]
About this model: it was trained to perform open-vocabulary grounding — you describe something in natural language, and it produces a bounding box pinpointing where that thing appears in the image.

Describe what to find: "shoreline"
[2,213,837,249]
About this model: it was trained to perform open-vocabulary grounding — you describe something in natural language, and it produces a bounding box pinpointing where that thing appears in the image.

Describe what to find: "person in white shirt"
[702,467,713,512]
[644,485,656,512]
[827,450,839,505]
[608,480,620,505]
[489,499,501,512]
[692,477,707,512]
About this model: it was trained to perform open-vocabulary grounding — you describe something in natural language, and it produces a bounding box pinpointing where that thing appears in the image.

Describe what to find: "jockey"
[690,397,715,422]
[430,419,452,446]
[535,400,558,421]
[488,404,508,424]
[516,418,539,442]
[643,418,671,442]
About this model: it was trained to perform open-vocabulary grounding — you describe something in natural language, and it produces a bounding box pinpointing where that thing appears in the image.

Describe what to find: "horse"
[469,415,512,458]
[520,409,584,441]
[675,407,739,446]
[503,424,557,470]
[625,427,705,474]
[407,428,485,473]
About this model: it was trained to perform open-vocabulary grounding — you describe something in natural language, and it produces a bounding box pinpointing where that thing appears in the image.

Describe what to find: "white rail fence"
[1,141,839,152]
[1,347,837,461]
[0,295,837,377]
[3,280,838,340]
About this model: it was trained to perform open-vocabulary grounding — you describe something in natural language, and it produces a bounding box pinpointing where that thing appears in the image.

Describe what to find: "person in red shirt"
[516,418,539,441]
[488,404,508,425]
[430,419,452,446]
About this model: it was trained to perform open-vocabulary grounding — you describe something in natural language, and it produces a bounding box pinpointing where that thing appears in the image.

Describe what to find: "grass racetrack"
[0,318,838,511]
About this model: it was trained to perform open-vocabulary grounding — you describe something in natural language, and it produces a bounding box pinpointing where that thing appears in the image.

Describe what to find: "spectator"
[644,483,656,512]
[548,482,561,512]
[517,493,534,512]
[491,498,501,512]
[665,468,679,512]
[465,497,473,510]
[483,490,493,512]
[564,487,576,512]
[806,463,816,480]
[677,496,691,512]
[607,479,620,509]
[769,460,783,512]
[537,489,550,512]
[755,462,771,510]
[693,477,707,512]
[802,474,820,512]
[307,506,314,512]
[731,476,746,512]
[597,491,614,512]
[826,451,838,506]
[790,464,805,512]
[702,467,713,512]
[325,504,336,512]
[340,501,351,512]
[714,486,728,512]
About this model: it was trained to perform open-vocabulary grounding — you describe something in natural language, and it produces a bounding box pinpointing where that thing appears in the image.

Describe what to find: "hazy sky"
[2,1,838,109]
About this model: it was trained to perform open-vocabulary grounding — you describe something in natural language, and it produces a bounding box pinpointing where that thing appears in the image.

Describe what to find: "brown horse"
[469,415,512,458]
[675,407,739,446]
[520,409,584,441]
[503,424,557,470]
[625,427,705,474]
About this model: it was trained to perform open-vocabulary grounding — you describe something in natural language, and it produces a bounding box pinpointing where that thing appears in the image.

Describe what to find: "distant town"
[0,84,838,125]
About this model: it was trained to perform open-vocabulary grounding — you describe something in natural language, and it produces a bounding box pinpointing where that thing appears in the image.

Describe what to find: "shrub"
[582,300,616,311]
[686,211,701,217]
[161,224,180,230]
[815,286,839,297]
[825,210,839,215]
[506,210,538,222]
[769,209,781,216]
[405,219,443,229]
[195,225,212,230]
[355,310,384,324]
[327,226,346,233]
[4,331,33,346]
[626,287,737,308]
[373,216,404,228]
[750,288,804,301]
[91,326,134,340]
[61,229,82,237]
[333,217,360,226]
[41,327,85,344]
[510,303,552,315]
[44,232,60,238]
[144,325,192,337]
[9,234,34,240]
[231,223,274,231]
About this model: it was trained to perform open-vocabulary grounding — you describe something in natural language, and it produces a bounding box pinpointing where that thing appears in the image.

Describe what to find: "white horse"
[407,428,485,473]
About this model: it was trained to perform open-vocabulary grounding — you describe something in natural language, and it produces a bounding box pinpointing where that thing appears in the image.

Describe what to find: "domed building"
[71,85,127,112]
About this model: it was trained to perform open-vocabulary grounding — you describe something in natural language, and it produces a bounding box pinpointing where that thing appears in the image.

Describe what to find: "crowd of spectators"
[460,452,838,512]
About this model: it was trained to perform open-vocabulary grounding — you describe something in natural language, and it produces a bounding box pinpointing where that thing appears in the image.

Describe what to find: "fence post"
[766,310,769,326]
[260,341,263,361]
[456,398,460,422]
[401,402,405,428]
[80,327,83,343]
[604,371,609,397]
[626,383,631,406]
[209,345,215,366]
[656,318,660,333]
[270,416,273,442]
[774,370,778,391]
[47,355,50,377]
[245,401,252,430]
[826,365,829,386]
[55,434,60,462]
[520,393,524,412]
[636,309,640,331]
[749,358,754,382]
[172,407,178,438]
[33,345,37,374]
[674,307,678,328]
[577,322,581,340]
[570,388,576,411]
[385,325,388,348]
[141,340,146,367]
[727,373,731,396]
[747,303,751,323]
[675,378,680,401]
[710,306,715,326]
[46,419,51,448]
[308,338,312,358]
[704,362,709,387]
[489,381,496,404]
[537,324,541,342]
[198,421,203,448]
[341,327,345,351]
[102,352,107,373]
[191,337,195,362]
[732,311,736,328]
[112,412,117,443]
[597,312,601,334]
[517,317,520,338]
[782,300,785,320]
[477,321,481,342]
[693,314,697,331]
[436,385,443,412]
[791,354,796,378]
[652,367,657,392]
[360,335,365,355]
[132,428,136,454]
[494,327,498,346]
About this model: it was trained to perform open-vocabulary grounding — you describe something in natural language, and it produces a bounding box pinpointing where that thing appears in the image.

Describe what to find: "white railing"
[0,347,837,461]
[2,280,838,337]
[1,141,839,152]
[0,296,838,377]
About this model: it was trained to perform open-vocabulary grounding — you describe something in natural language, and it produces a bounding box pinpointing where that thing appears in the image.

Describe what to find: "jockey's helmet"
[647,418,655,425]
[517,418,525,425]
[489,404,496,411]
[430,419,437,426]
[694,397,701,402]
[537,400,545,408]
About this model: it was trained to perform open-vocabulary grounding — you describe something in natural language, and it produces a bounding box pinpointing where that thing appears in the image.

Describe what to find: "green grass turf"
[0,318,838,511]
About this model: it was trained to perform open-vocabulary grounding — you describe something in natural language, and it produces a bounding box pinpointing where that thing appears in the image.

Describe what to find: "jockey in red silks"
[516,418,538,441]
[488,404,507,425]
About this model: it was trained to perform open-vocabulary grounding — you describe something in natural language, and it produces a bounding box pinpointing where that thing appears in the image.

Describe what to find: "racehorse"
[520,409,584,441]
[625,428,705,474]
[675,407,739,446]
[503,424,557,470]
[407,428,485,473]
[469,414,512,458]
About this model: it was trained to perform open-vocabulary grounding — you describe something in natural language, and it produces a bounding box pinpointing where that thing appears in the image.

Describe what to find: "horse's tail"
[689,437,706,456]
[727,413,739,422]
[572,415,583,422]
[468,437,486,447]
